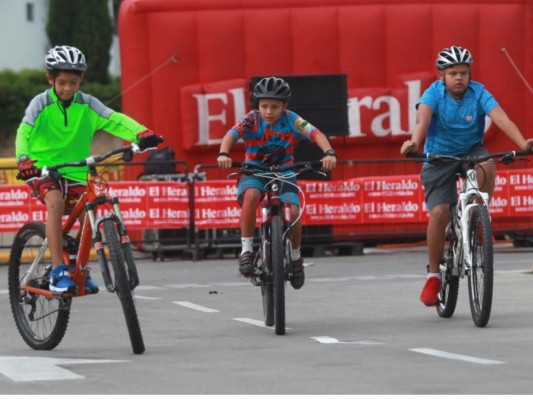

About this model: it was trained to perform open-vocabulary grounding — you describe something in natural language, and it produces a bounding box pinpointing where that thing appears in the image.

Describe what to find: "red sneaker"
[420,276,441,307]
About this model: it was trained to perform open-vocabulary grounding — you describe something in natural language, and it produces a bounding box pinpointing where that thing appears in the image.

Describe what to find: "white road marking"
[0,356,127,382]
[166,284,211,289]
[134,295,162,300]
[311,336,383,345]
[135,285,165,290]
[173,301,219,313]
[410,348,504,365]
[233,318,292,330]
[312,336,341,344]
[0,290,8,295]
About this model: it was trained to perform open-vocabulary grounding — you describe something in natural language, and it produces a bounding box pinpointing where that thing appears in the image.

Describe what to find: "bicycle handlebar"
[17,140,164,181]
[406,150,533,165]
[232,161,323,173]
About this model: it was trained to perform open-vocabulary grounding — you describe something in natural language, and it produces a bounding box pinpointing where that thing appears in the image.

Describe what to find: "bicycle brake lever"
[499,153,516,165]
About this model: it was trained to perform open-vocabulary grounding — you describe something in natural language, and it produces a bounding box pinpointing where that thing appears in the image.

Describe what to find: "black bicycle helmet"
[253,77,291,101]
[436,46,473,70]
[45,45,87,72]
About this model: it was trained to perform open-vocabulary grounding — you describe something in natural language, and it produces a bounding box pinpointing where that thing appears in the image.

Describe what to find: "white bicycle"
[408,150,532,327]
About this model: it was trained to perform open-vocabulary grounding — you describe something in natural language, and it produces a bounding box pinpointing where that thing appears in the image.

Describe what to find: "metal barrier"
[2,156,533,262]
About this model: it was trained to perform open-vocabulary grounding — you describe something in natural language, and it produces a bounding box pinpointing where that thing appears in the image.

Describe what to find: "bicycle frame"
[457,167,490,273]
[19,152,136,299]
[407,149,533,272]
[257,176,294,278]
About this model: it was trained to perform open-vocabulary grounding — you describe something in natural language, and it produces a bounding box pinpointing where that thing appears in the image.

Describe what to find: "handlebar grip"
[405,152,427,159]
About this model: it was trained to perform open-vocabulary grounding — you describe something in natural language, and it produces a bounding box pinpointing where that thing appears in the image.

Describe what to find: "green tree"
[46,0,113,83]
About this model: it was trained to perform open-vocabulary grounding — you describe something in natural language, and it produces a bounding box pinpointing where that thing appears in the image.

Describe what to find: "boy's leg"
[43,189,66,266]
[43,189,77,294]
[238,188,261,275]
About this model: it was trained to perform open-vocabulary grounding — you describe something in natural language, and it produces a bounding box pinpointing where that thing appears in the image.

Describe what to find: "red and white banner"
[2,170,533,233]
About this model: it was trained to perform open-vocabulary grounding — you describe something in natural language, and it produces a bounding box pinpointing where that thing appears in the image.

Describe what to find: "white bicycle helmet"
[45,45,87,72]
[436,46,473,70]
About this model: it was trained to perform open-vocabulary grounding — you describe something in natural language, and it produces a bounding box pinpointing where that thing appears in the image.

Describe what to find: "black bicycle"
[407,149,532,327]
[230,161,324,335]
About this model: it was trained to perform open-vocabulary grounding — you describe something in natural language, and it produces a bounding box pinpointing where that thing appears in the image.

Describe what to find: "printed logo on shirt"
[466,116,473,122]
[295,117,309,132]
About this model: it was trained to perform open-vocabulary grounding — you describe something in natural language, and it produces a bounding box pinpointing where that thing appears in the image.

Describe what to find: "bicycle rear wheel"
[271,215,285,335]
[437,222,459,318]
[103,220,145,353]
[8,222,71,350]
[467,205,493,327]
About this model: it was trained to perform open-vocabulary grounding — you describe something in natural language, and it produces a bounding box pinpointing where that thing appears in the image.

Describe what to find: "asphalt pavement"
[0,243,533,395]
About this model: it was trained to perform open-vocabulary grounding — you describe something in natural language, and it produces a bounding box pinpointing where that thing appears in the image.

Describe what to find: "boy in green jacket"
[16,45,161,294]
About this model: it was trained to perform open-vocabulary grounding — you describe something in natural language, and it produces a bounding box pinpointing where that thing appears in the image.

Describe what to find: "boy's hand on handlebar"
[217,153,232,169]
[522,139,533,152]
[137,130,164,150]
[17,157,40,180]
[321,154,336,172]
[401,140,419,155]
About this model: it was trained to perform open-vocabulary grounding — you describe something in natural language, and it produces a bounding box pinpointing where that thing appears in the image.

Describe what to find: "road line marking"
[135,295,162,300]
[166,284,211,289]
[173,301,219,313]
[233,318,292,330]
[410,348,504,365]
[0,356,127,382]
[312,336,341,344]
[312,337,384,345]
[136,285,164,290]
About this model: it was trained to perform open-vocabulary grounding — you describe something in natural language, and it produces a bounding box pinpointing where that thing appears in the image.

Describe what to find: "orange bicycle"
[8,142,160,354]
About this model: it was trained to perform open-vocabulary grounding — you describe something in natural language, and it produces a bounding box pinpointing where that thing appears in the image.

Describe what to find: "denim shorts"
[237,175,300,206]
[420,144,489,210]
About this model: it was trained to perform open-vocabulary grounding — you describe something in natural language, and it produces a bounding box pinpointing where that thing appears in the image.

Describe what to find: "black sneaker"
[238,251,254,276]
[290,258,305,290]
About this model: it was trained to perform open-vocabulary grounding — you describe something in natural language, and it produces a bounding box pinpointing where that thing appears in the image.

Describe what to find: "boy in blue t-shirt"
[401,46,533,307]
[217,77,337,289]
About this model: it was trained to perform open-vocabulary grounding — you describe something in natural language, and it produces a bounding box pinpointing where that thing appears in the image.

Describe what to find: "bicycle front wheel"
[467,205,493,327]
[437,222,459,318]
[271,215,285,335]
[103,220,145,353]
[8,222,71,350]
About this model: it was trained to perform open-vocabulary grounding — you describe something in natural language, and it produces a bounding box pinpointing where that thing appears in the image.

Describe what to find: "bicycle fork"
[458,190,490,272]
[86,198,140,293]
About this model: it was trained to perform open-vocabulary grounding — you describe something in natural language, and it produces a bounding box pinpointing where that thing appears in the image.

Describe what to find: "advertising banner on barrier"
[0,182,190,233]
[361,175,425,224]
[300,179,362,225]
[2,170,533,233]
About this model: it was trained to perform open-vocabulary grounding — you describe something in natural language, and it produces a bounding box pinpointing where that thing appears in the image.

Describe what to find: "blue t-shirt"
[418,80,499,156]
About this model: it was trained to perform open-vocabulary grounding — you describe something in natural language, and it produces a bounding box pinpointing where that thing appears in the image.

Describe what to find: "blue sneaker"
[49,264,76,294]
[84,271,99,294]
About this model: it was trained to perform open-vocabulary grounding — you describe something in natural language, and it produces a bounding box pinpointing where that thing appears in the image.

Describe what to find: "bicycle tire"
[8,222,71,350]
[467,205,493,327]
[271,215,285,335]
[437,222,459,318]
[122,241,140,290]
[262,281,274,327]
[103,220,145,354]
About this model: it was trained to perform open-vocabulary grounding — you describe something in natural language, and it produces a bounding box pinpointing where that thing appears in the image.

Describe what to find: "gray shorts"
[420,144,489,210]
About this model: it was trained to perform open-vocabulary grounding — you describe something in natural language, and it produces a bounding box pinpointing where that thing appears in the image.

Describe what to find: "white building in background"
[0,0,120,76]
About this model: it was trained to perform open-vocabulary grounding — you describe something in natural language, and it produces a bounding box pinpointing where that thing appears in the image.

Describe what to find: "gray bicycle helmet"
[436,46,473,70]
[253,77,291,101]
[45,45,87,72]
